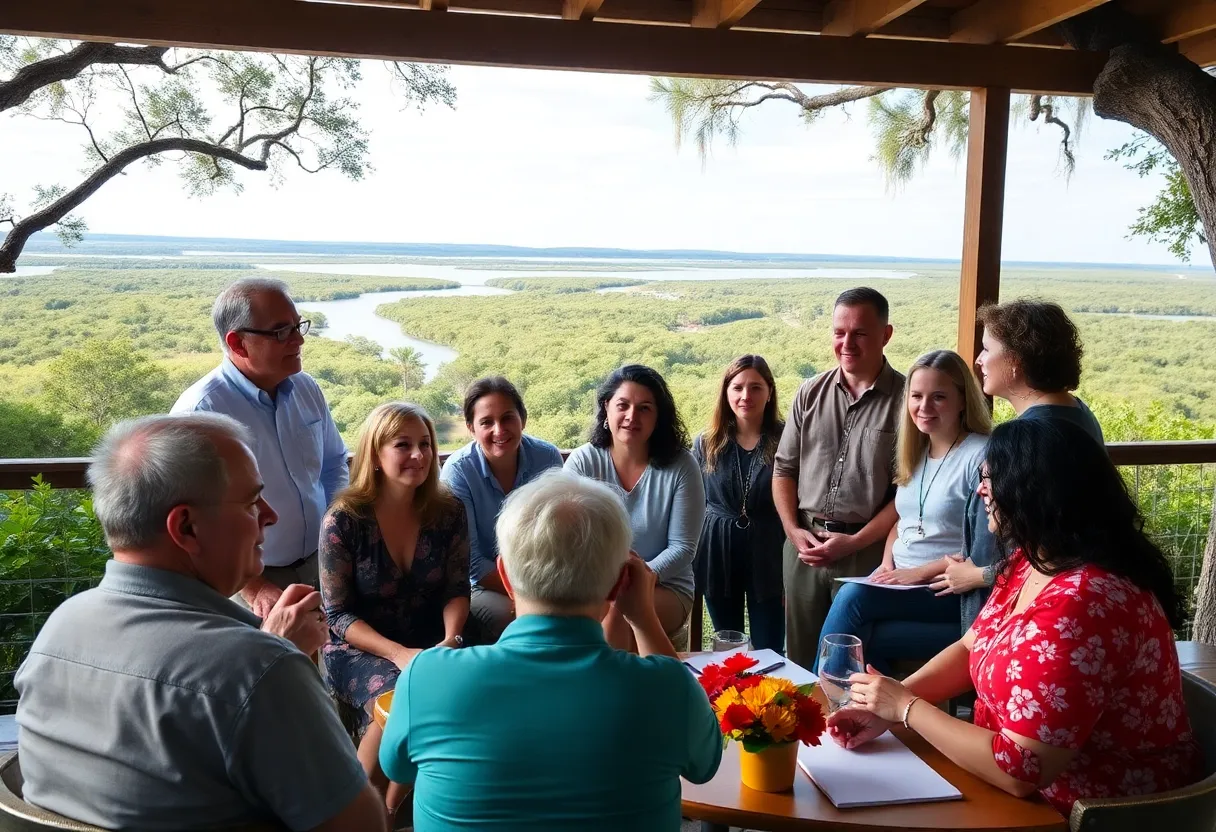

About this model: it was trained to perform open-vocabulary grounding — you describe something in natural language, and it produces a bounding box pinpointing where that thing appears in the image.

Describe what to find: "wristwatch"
[451,634,464,648]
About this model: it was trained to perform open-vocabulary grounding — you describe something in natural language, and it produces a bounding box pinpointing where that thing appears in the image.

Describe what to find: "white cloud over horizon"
[0,61,1199,266]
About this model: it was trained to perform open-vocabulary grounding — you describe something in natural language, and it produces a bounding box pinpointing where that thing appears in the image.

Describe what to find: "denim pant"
[704,591,785,654]
[812,581,959,675]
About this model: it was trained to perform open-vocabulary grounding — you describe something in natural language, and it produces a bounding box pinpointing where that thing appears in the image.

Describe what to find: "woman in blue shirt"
[565,364,705,652]
[441,376,563,644]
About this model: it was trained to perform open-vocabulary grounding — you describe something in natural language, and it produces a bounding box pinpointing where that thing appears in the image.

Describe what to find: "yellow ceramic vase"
[738,741,799,792]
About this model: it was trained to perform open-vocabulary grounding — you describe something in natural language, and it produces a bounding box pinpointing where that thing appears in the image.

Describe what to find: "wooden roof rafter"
[950,0,1114,45]
[691,0,766,30]
[1122,0,1216,44]
[820,0,932,38]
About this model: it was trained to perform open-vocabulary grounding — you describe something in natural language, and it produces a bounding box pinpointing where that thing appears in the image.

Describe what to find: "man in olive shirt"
[773,287,905,668]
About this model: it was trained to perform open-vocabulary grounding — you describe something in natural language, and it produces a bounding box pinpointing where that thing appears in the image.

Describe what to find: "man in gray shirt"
[14,413,386,832]
[773,288,904,668]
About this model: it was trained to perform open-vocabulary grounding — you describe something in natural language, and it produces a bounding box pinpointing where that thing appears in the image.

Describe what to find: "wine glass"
[711,629,751,653]
[817,633,864,713]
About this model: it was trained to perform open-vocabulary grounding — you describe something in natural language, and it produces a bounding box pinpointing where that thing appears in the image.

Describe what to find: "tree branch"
[0,43,169,113]
[0,138,267,272]
[239,58,318,153]
[1028,94,1075,171]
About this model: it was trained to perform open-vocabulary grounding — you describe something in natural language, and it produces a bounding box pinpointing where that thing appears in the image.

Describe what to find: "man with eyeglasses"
[173,277,348,617]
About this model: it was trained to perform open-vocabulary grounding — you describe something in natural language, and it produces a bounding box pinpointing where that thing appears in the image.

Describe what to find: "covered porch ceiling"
[1,0,1214,95]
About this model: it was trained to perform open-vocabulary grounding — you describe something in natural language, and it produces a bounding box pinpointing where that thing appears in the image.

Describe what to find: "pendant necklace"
[913,432,962,541]
[734,440,762,530]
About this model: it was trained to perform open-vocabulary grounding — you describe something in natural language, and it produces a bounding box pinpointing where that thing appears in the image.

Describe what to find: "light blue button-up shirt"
[380,615,722,832]
[440,434,564,583]
[172,359,348,567]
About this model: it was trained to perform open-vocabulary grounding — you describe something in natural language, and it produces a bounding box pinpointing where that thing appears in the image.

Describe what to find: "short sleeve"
[680,665,723,784]
[227,653,368,831]
[563,444,593,478]
[773,385,806,479]
[379,655,419,785]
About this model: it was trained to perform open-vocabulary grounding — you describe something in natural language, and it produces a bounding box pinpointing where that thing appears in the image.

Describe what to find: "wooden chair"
[1068,672,1216,832]
[0,752,285,832]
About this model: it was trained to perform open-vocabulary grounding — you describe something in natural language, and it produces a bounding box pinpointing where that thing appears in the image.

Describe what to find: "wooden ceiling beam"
[691,0,764,29]
[0,0,1106,94]
[561,0,605,21]
[821,0,931,37]
[420,0,449,9]
[951,0,1113,45]
[1181,29,1216,65]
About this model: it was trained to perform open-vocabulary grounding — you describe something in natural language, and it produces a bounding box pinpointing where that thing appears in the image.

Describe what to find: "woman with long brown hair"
[320,401,470,822]
[692,355,786,652]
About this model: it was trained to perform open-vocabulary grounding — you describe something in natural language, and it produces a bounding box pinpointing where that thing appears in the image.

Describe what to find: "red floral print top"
[969,552,1203,814]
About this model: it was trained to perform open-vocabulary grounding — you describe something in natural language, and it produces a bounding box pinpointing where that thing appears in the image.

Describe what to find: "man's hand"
[798,531,859,566]
[260,583,327,655]
[786,526,818,559]
[241,576,283,620]
[613,554,659,627]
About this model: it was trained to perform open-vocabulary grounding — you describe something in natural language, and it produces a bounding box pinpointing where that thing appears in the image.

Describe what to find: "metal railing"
[2,442,1215,709]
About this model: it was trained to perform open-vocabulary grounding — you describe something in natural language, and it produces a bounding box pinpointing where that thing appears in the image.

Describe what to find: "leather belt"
[810,517,866,535]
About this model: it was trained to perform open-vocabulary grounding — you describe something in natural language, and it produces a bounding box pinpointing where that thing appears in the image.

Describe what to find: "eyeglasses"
[976,465,991,484]
[238,320,310,342]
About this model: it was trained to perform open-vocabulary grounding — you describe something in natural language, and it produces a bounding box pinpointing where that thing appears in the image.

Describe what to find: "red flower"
[795,697,827,746]
[720,703,758,733]
[722,653,759,674]
[734,674,763,691]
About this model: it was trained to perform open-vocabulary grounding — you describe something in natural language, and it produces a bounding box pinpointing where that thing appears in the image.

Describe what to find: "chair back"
[1068,672,1216,832]
[0,752,287,832]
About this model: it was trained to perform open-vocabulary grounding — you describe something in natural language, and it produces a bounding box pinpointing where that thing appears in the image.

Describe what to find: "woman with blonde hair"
[693,355,786,651]
[320,401,470,821]
[815,350,989,674]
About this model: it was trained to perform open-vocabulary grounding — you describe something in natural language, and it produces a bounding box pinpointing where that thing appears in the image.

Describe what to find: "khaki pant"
[232,552,320,612]
[782,537,884,670]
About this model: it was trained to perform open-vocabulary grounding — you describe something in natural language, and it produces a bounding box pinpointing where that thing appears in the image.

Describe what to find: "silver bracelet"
[901,696,921,730]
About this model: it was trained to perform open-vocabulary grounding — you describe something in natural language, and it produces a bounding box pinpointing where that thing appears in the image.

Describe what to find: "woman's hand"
[848,664,916,724]
[390,645,422,671]
[827,708,893,750]
[930,555,988,596]
[437,635,464,650]
[870,564,934,586]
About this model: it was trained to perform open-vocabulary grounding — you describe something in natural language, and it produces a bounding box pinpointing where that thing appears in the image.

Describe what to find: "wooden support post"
[957,86,1009,369]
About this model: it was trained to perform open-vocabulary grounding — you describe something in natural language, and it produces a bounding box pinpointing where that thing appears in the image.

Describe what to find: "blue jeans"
[704,592,785,654]
[812,582,959,675]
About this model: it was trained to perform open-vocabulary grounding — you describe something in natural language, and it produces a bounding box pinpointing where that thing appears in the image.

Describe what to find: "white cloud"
[0,62,1198,265]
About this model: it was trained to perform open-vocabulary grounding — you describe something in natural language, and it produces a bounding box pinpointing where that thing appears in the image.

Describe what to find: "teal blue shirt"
[379,615,722,831]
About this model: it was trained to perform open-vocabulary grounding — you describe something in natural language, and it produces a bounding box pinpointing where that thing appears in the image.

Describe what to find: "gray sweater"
[564,444,705,598]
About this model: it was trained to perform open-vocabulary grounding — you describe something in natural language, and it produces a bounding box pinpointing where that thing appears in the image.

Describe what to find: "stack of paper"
[797,731,962,808]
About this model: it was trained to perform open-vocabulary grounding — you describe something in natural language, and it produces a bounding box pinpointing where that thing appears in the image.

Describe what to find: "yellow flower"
[760,704,798,742]
[714,687,743,715]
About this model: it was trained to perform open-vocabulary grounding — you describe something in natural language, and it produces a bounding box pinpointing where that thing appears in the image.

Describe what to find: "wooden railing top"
[2,441,1215,491]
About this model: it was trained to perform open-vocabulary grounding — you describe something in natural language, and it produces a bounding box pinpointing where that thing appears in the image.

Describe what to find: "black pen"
[754,660,785,675]
[683,661,702,675]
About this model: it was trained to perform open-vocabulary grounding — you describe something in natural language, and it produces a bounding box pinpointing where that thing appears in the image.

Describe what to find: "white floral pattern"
[969,553,1201,816]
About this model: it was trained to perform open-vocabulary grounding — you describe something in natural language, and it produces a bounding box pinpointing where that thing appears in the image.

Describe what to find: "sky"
[0,59,1198,266]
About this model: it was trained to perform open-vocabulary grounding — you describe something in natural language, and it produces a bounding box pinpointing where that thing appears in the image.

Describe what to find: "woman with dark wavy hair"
[565,364,705,651]
[827,419,1202,815]
[693,355,786,652]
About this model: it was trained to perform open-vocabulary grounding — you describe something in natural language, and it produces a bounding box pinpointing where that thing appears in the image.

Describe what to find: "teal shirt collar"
[496,614,608,648]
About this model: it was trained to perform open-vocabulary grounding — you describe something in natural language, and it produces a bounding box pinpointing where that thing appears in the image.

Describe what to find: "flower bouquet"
[698,653,827,792]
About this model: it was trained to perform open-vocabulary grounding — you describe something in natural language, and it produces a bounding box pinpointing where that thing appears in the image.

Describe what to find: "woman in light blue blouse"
[441,376,563,645]
[565,364,705,652]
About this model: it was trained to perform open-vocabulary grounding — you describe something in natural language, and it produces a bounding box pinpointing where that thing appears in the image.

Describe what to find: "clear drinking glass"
[711,629,751,653]
[817,633,864,713]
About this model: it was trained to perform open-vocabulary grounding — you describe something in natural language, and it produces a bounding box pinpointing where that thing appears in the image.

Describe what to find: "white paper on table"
[835,576,930,591]
[797,730,962,808]
[683,648,817,687]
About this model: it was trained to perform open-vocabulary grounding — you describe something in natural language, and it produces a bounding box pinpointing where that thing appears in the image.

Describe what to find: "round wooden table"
[681,726,1065,832]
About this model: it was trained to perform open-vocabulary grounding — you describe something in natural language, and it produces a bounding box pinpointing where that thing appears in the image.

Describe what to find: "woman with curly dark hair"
[828,419,1202,815]
[565,364,705,651]
[933,299,1105,629]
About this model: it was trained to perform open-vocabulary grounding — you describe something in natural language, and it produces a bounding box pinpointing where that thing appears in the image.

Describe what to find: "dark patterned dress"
[320,500,470,728]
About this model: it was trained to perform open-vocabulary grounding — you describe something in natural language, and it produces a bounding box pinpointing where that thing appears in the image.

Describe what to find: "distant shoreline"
[22,231,1213,275]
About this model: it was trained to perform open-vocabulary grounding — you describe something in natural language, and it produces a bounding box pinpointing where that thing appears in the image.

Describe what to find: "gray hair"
[88,413,254,550]
[212,277,291,351]
[496,470,631,608]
